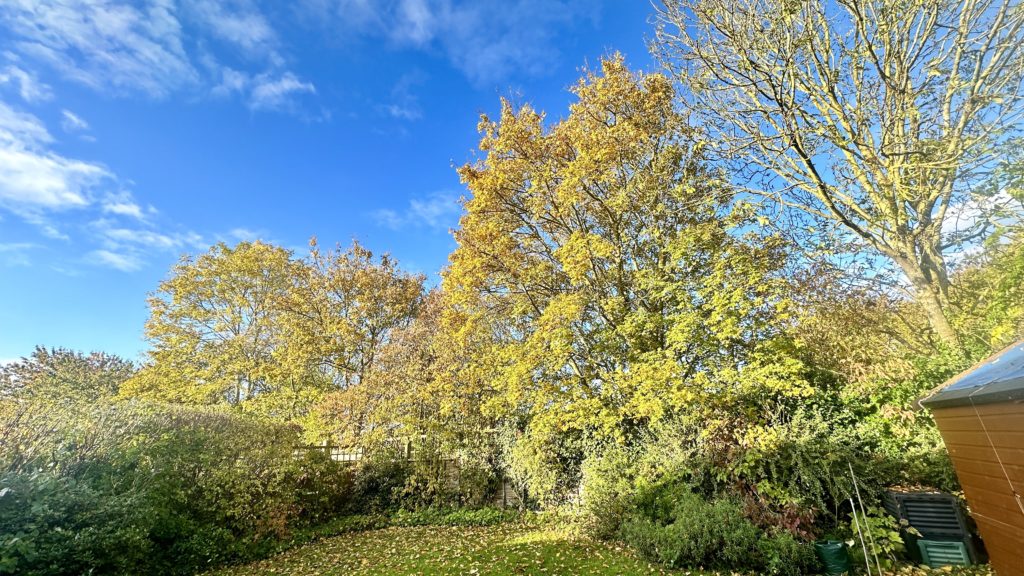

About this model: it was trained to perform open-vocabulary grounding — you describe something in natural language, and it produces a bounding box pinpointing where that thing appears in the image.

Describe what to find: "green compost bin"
[814,540,852,575]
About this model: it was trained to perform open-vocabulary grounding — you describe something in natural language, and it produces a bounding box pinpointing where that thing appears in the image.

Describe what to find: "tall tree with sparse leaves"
[654,0,1024,349]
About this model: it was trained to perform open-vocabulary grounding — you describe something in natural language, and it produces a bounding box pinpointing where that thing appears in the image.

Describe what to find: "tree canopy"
[445,57,800,443]
[122,240,424,426]
[654,0,1024,348]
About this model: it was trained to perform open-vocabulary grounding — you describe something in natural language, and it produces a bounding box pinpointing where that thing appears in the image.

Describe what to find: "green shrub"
[0,398,355,575]
[842,506,907,570]
[0,471,151,575]
[620,491,760,570]
[577,445,639,539]
[439,507,515,526]
[758,529,821,576]
[618,485,817,575]
[351,454,412,513]
[290,450,356,523]
[390,507,516,527]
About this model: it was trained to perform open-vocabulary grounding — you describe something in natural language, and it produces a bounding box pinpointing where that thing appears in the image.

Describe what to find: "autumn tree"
[123,239,424,427]
[445,56,797,448]
[654,0,1024,348]
[312,290,485,447]
[122,241,299,411]
[282,240,424,392]
[0,347,135,402]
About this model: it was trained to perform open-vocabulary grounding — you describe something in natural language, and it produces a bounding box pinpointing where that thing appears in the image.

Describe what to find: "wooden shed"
[922,341,1024,575]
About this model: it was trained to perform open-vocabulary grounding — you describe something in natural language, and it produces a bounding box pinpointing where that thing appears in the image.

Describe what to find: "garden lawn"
[207,523,686,575]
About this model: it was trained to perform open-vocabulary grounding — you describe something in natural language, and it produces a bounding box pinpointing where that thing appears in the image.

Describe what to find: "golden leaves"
[209,523,682,576]
[124,240,425,435]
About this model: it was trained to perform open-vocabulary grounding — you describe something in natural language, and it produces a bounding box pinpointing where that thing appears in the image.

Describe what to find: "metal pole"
[850,498,872,576]
[849,462,884,576]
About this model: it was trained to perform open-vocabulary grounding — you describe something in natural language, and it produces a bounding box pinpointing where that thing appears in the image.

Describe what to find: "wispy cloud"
[249,72,316,111]
[224,227,265,242]
[60,110,90,133]
[99,225,204,251]
[88,249,144,272]
[378,71,424,121]
[0,0,316,114]
[0,242,36,267]
[185,0,279,60]
[0,102,110,224]
[0,60,52,103]
[0,100,204,271]
[86,218,206,271]
[101,192,147,220]
[0,0,198,98]
[372,190,462,231]
[305,0,593,86]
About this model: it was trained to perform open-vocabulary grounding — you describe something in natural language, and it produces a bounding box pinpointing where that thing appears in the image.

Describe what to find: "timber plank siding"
[923,341,1024,576]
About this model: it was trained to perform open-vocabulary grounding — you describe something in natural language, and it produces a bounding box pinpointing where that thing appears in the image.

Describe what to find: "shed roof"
[921,341,1024,409]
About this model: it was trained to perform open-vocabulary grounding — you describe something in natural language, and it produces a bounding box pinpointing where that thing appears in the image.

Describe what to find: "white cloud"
[0,242,35,251]
[0,102,110,218]
[382,104,419,120]
[941,192,1015,237]
[226,227,263,241]
[372,190,462,231]
[212,66,251,97]
[0,242,36,267]
[0,0,198,98]
[60,110,89,133]
[0,61,52,102]
[185,0,279,60]
[0,101,203,271]
[84,219,206,271]
[306,0,590,86]
[101,192,145,220]
[395,0,437,46]
[209,67,318,113]
[431,0,583,86]
[101,226,203,251]
[249,72,316,111]
[0,101,53,146]
[0,1,315,115]
[88,249,143,272]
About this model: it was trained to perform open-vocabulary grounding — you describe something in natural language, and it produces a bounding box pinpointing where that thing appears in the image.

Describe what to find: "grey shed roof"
[922,341,1024,409]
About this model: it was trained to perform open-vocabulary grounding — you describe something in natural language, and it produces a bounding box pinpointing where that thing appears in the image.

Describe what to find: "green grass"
[207,521,999,576]
[207,523,685,575]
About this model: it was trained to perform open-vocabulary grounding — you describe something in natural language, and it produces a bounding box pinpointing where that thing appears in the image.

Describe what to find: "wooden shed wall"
[932,401,1024,575]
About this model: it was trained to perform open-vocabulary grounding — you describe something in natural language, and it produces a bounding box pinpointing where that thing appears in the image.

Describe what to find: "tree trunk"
[891,252,961,350]
[915,282,960,349]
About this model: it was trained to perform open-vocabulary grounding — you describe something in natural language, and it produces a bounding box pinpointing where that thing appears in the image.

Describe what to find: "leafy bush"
[577,444,639,539]
[841,506,907,570]
[290,450,356,524]
[390,507,516,527]
[620,491,760,569]
[394,451,498,510]
[0,398,354,575]
[758,529,821,576]
[618,486,817,574]
[350,453,412,513]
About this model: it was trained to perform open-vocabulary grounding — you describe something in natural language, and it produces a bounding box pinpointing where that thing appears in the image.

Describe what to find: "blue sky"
[0,0,657,362]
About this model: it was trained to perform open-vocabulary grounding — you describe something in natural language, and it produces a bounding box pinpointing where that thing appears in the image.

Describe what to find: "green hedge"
[0,399,354,575]
[618,485,820,576]
[0,398,517,576]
